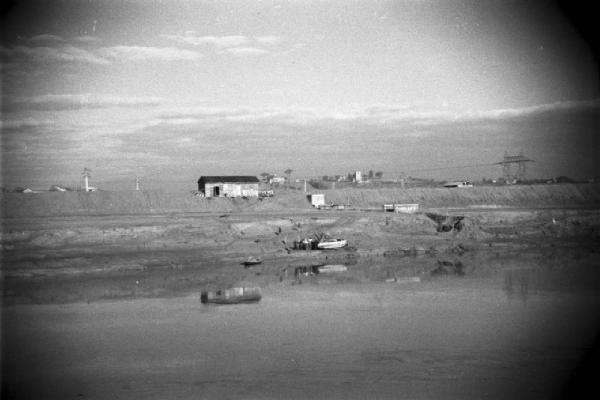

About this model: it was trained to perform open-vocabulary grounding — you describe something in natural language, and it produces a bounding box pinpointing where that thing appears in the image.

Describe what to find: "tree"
[368,170,374,180]
[260,172,271,181]
[375,171,383,179]
[284,168,293,188]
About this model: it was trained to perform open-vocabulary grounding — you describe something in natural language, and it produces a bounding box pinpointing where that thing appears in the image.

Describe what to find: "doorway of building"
[213,186,220,197]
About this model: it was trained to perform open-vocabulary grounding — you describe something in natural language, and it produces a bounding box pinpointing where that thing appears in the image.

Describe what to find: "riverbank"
[2,204,599,305]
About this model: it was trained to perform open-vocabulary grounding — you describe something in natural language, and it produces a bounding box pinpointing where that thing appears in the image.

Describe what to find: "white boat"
[317,239,348,249]
[318,264,348,273]
[242,257,262,266]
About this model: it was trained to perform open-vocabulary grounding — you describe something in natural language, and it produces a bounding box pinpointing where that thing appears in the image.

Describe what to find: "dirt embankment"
[322,183,600,209]
[2,183,600,218]
[2,206,599,305]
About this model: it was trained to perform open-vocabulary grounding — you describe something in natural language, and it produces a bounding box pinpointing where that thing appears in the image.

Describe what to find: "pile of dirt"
[3,183,599,218]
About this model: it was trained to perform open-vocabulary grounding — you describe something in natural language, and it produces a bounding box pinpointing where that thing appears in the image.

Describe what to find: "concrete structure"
[394,203,419,214]
[197,176,260,198]
[269,176,286,185]
[353,171,362,183]
[383,203,419,213]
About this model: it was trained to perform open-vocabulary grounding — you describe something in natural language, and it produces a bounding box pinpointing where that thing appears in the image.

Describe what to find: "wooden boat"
[317,238,348,249]
[242,257,262,266]
[318,264,348,273]
[201,287,262,304]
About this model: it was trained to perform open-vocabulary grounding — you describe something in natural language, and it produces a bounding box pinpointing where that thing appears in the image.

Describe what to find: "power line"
[400,162,499,174]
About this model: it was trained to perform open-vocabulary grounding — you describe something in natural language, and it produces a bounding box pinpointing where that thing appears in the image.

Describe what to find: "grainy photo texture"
[1,1,599,399]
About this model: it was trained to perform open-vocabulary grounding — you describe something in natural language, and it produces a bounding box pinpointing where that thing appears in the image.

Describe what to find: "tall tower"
[497,151,534,183]
[82,168,92,191]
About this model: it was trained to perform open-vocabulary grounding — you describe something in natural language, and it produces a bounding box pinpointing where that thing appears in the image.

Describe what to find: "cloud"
[218,47,269,56]
[74,35,102,43]
[160,33,282,52]
[5,94,166,111]
[98,46,201,62]
[3,99,598,189]
[256,35,282,45]
[0,118,56,130]
[460,99,600,121]
[1,44,110,65]
[29,34,65,43]
[146,99,600,133]
[2,38,201,67]
[160,34,249,48]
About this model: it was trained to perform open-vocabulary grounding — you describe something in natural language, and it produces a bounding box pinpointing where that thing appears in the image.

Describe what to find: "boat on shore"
[200,287,262,304]
[317,238,348,249]
[242,257,262,266]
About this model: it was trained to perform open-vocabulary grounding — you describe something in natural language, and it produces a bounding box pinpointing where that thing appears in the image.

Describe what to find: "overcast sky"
[1,0,598,190]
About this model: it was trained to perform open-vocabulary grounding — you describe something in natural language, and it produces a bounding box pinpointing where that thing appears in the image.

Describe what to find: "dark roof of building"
[198,176,259,183]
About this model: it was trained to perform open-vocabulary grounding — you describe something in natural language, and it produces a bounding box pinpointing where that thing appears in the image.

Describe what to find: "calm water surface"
[3,249,600,399]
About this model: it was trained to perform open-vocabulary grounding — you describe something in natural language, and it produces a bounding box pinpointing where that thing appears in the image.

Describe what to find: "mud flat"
[1,199,599,304]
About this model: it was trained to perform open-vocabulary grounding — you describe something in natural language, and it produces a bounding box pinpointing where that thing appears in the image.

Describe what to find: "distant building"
[309,193,325,207]
[197,176,260,198]
[269,175,286,185]
[382,203,419,214]
[353,171,362,183]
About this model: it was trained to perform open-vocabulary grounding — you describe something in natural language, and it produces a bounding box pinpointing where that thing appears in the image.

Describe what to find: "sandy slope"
[2,203,599,304]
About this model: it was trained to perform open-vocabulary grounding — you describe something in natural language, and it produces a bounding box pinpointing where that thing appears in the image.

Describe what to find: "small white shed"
[310,194,325,207]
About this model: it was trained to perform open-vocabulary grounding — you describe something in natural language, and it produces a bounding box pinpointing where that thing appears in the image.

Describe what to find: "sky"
[1,0,598,191]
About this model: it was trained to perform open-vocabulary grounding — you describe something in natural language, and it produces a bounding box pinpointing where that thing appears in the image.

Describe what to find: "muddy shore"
[2,196,599,304]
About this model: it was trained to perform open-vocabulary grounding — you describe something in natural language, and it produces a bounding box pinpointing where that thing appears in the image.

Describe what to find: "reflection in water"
[504,268,533,301]
[3,247,599,400]
[431,260,466,276]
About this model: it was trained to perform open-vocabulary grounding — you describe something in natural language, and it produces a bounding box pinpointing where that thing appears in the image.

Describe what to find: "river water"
[2,248,600,399]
